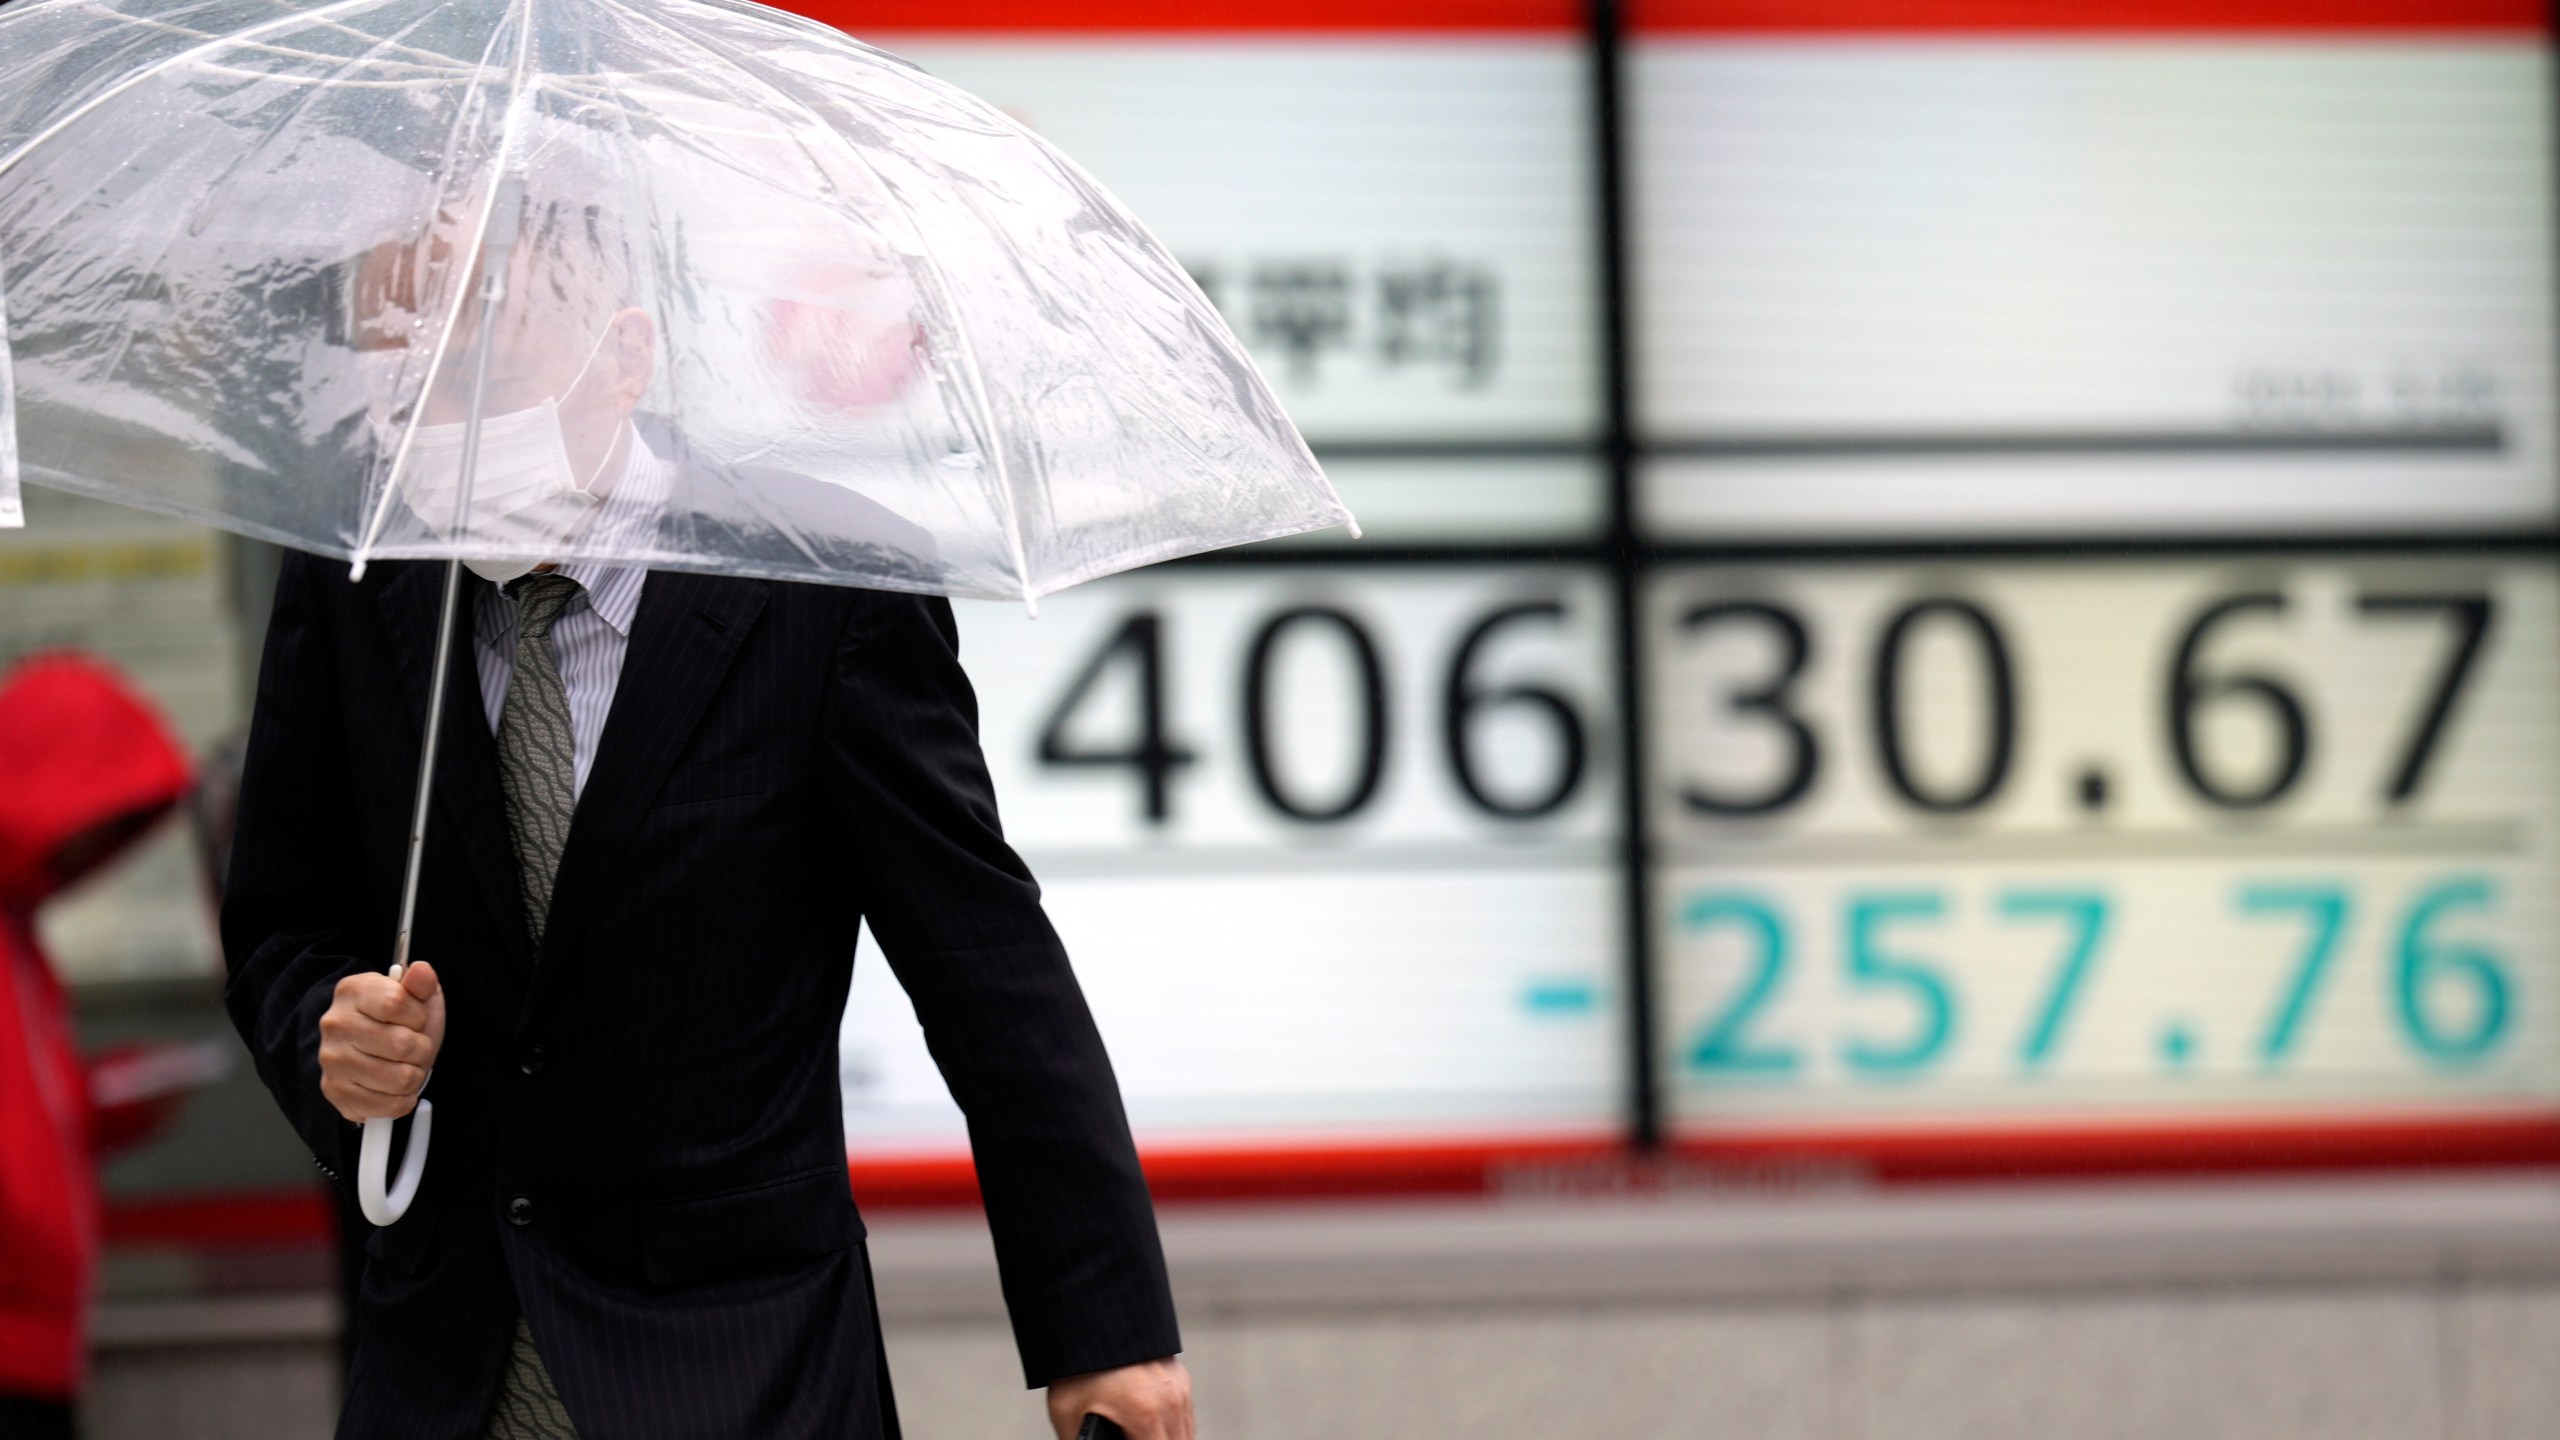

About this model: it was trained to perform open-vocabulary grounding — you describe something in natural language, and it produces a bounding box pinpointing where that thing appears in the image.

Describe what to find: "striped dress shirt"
[472,426,672,801]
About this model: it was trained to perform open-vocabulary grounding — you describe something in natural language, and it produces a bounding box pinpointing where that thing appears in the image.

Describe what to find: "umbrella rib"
[543,75,841,214]
[83,5,453,405]
[551,49,827,578]
[0,260,15,518]
[352,0,537,572]
[0,0,252,92]
[184,64,473,91]
[247,5,479,71]
[592,0,1039,604]
[72,13,471,81]
[0,0,398,184]
[673,0,880,60]
[575,1,877,233]
[567,5,854,577]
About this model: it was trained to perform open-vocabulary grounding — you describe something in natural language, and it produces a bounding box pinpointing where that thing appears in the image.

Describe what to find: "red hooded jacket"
[0,655,191,1401]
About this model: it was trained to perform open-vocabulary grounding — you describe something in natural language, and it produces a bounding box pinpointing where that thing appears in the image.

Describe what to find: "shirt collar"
[558,424,668,638]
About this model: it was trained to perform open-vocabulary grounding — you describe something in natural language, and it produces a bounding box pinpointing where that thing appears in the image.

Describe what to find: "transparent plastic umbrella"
[0,0,1354,1225]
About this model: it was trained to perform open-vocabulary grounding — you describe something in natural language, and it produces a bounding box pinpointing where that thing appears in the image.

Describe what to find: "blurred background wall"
[12,0,2560,1436]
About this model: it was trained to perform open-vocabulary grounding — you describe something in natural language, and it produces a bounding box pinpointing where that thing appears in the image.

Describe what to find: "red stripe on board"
[848,1112,2560,1208]
[1670,1112,2560,1183]
[792,0,1579,34]
[848,1134,1625,1207]
[1632,0,2546,34]
[96,1114,2560,1249]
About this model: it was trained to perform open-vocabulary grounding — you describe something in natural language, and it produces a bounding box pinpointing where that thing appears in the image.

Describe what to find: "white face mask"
[387,324,617,585]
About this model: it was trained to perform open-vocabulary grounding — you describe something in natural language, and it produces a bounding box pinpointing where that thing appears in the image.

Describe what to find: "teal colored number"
[1999,891,2109,1071]
[1841,894,1955,1075]
[1682,894,1799,1075]
[2238,885,2350,1064]
[2394,876,2510,1064]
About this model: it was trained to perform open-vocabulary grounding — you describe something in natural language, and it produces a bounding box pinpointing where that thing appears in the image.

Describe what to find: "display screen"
[1631,0,2557,537]
[841,567,1624,1174]
[1649,555,2560,1158]
[776,0,2560,1195]
[867,7,1604,542]
[806,1,1623,1192]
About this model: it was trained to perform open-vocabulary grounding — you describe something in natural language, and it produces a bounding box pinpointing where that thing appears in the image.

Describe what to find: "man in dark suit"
[222,190,1193,1440]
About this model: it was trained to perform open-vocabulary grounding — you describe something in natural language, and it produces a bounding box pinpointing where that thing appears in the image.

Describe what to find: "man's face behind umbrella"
[351,196,658,498]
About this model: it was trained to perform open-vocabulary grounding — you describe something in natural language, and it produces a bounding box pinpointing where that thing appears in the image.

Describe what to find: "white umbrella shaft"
[360,176,524,1228]
[359,552,463,1229]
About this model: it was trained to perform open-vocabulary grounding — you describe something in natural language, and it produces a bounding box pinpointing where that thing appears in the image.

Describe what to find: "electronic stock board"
[791,0,2560,1197]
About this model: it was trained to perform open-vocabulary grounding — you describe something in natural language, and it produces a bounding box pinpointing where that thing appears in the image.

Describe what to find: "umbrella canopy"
[0,0,1354,602]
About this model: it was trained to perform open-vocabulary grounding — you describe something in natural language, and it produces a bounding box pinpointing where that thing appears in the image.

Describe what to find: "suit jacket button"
[507,1195,533,1227]
[520,1044,546,1076]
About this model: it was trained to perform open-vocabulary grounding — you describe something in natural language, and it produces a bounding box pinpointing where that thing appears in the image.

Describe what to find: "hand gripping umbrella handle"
[357,956,433,1228]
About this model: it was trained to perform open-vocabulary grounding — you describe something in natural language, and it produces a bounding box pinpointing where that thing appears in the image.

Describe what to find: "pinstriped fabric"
[497,573,582,943]
[224,550,1176,1440]
[481,1319,579,1439]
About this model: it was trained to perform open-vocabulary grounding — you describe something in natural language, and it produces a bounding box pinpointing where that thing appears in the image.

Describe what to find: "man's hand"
[1046,1356,1194,1440]
[317,962,445,1122]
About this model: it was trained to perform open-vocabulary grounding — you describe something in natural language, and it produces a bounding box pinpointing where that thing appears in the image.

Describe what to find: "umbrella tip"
[349,558,369,583]
[1345,516,1364,541]
[1023,595,1040,620]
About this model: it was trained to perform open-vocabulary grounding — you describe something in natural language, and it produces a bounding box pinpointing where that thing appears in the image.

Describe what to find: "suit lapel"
[369,562,536,976]
[522,570,768,1032]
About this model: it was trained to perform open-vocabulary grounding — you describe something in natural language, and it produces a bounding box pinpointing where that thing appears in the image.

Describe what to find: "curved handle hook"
[358,1100,432,1228]
[355,950,436,1227]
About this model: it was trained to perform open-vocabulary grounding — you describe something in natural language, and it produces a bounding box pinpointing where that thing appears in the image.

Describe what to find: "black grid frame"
[1158,0,2560,1175]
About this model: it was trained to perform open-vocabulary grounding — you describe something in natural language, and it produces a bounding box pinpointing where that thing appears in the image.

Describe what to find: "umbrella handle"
[359,182,518,1234]
[358,1100,432,1227]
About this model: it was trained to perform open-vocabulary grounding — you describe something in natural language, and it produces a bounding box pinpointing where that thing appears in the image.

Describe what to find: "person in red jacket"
[0,654,193,1440]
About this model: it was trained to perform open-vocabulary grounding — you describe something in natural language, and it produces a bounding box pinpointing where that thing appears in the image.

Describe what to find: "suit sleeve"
[822,592,1180,1389]
[219,550,373,1187]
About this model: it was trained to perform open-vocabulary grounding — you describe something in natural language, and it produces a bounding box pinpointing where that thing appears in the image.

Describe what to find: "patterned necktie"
[483,1319,579,1439]
[484,574,589,1440]
[496,572,583,947]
